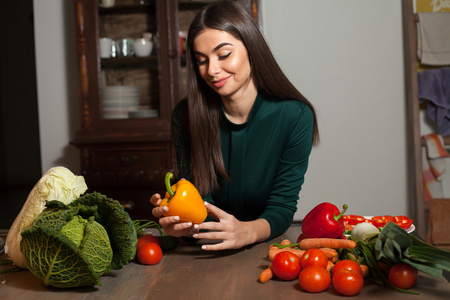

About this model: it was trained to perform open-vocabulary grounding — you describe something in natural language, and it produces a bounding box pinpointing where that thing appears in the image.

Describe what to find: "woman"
[151,0,319,251]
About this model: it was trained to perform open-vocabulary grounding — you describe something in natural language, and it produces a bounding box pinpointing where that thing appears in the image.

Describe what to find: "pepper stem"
[334,204,348,222]
[165,172,175,198]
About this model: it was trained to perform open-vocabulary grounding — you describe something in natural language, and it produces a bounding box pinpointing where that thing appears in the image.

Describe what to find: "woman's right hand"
[150,193,196,237]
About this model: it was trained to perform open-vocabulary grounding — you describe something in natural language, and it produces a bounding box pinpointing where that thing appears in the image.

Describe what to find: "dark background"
[0,0,42,228]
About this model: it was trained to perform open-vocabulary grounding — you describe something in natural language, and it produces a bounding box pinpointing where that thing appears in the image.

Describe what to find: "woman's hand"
[192,202,271,251]
[150,193,195,237]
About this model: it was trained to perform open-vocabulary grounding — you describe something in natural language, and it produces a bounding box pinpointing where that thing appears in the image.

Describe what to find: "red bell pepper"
[301,202,348,238]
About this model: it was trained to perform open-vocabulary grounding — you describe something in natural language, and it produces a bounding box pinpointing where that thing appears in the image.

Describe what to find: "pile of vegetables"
[341,221,450,294]
[1,167,138,288]
[257,202,450,296]
[259,237,366,296]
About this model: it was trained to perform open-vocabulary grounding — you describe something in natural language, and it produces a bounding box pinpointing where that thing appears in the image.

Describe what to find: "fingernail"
[193,233,198,238]
[204,201,208,206]
[194,224,199,229]
[163,206,169,212]
[187,222,192,226]
[202,245,207,250]
[174,216,180,221]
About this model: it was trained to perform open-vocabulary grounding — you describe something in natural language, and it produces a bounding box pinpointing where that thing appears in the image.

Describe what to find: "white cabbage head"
[5,166,88,268]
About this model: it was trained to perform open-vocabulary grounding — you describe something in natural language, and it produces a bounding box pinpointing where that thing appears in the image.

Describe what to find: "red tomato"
[388,263,418,289]
[394,216,414,229]
[332,269,364,296]
[272,251,301,280]
[137,235,161,250]
[331,259,362,276]
[371,215,395,228]
[298,266,331,293]
[137,243,163,265]
[299,249,328,269]
[343,215,367,225]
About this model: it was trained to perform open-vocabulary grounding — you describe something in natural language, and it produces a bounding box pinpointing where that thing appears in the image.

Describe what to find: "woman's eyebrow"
[194,42,233,56]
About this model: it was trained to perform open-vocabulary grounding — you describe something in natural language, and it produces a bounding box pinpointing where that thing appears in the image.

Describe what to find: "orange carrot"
[259,263,273,283]
[299,238,356,250]
[296,233,308,243]
[268,246,306,261]
[360,264,370,278]
[319,248,339,263]
[326,260,334,273]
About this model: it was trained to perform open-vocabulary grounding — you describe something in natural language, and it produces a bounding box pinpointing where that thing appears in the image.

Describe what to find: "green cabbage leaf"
[21,215,112,288]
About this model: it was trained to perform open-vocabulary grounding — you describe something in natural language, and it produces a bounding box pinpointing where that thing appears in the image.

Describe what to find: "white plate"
[363,216,415,233]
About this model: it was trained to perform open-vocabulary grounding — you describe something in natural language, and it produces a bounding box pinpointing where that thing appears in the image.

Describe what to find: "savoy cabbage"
[19,192,138,288]
[21,216,112,288]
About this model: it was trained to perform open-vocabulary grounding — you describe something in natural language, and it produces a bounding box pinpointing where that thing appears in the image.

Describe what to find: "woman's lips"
[212,76,231,88]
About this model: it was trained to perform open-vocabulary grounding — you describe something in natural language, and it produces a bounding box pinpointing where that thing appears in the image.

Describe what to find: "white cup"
[99,0,115,7]
[133,38,153,57]
[99,38,113,58]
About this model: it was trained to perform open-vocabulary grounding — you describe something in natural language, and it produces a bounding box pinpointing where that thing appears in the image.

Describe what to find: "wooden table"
[1,226,449,299]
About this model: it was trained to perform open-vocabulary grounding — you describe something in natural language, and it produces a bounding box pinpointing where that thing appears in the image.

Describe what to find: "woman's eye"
[219,52,231,60]
[196,59,207,65]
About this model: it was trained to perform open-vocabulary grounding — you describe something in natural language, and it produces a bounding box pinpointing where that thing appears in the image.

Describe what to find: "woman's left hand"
[192,202,269,250]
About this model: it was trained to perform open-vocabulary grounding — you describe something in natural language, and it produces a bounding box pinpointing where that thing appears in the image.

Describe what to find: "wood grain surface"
[1,226,449,299]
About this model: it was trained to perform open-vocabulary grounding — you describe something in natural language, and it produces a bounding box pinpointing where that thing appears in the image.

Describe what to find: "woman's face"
[193,29,254,101]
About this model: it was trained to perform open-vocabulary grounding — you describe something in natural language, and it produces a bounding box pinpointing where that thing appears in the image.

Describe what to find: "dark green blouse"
[172,92,314,240]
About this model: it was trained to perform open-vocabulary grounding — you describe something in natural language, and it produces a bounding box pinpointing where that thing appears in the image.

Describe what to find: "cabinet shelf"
[101,56,158,67]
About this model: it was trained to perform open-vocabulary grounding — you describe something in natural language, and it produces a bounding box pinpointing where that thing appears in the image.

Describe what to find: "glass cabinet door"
[98,2,159,120]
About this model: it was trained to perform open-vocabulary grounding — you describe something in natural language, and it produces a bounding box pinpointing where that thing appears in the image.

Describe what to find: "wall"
[33,0,80,174]
[261,0,408,219]
[33,1,409,219]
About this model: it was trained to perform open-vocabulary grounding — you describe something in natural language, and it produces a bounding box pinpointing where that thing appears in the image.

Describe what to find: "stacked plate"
[129,109,159,118]
[102,86,140,119]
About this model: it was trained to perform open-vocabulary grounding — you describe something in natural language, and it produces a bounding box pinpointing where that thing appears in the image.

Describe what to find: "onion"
[351,222,379,242]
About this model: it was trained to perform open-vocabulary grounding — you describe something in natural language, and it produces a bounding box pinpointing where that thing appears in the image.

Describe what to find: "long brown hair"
[177,0,319,195]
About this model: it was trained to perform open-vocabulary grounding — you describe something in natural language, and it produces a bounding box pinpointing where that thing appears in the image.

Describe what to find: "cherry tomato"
[137,242,163,265]
[298,266,331,293]
[299,248,328,269]
[332,269,364,296]
[394,216,414,229]
[388,263,418,289]
[137,235,161,250]
[331,259,362,276]
[272,251,301,280]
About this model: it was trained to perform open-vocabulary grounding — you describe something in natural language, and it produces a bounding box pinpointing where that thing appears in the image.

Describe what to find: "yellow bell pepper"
[159,172,207,224]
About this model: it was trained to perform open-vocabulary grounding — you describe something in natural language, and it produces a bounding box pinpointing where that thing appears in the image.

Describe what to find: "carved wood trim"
[75,0,92,131]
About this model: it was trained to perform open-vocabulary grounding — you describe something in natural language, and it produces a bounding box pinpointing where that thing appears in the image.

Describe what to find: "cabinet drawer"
[90,149,170,171]
[80,144,174,189]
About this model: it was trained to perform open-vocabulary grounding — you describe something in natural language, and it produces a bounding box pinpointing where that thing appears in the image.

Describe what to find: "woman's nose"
[207,59,220,76]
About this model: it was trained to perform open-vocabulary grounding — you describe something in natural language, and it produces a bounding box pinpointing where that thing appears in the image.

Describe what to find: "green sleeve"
[258,104,314,240]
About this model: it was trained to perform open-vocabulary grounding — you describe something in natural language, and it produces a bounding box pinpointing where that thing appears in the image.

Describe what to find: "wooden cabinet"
[71,0,257,219]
